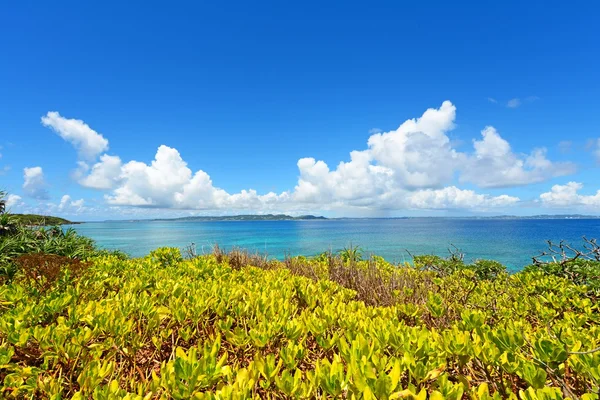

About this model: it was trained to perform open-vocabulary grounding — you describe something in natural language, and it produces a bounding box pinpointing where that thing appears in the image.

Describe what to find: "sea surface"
[69,218,600,271]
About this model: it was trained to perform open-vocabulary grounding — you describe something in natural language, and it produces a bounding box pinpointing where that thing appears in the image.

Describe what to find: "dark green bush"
[524,259,600,295]
[413,254,465,276]
[465,259,507,280]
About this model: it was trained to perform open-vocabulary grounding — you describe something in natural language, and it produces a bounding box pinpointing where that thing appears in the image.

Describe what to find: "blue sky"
[1,1,599,219]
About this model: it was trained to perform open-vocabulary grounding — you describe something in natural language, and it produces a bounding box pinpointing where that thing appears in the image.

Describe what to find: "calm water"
[69,219,600,271]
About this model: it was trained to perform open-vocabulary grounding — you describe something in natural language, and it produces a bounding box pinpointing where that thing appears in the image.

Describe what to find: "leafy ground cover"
[1,246,599,399]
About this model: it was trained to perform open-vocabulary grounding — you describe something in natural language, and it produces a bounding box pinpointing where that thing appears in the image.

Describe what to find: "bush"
[413,254,464,276]
[466,259,507,280]
[524,259,600,295]
[525,239,600,296]
[148,247,183,267]
[15,253,90,293]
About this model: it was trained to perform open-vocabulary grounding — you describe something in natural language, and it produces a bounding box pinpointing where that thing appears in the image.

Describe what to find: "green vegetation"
[1,244,599,399]
[10,214,77,226]
[1,191,600,399]
[0,191,125,281]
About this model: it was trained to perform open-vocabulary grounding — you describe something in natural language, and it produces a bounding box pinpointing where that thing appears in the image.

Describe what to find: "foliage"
[0,227,97,263]
[0,192,17,238]
[413,253,507,281]
[1,248,599,398]
[9,214,75,226]
[524,259,600,295]
[148,247,183,268]
[526,238,600,296]
[0,213,18,238]
[15,254,90,293]
[0,190,5,215]
[0,191,127,280]
[339,244,363,263]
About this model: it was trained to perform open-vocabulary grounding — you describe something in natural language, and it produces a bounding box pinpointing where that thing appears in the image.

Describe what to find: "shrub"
[524,259,600,295]
[148,247,183,267]
[15,253,90,293]
[526,238,600,296]
[466,259,507,280]
[413,254,465,276]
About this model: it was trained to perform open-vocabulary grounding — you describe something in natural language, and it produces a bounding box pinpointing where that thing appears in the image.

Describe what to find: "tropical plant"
[0,190,5,214]
[339,243,363,263]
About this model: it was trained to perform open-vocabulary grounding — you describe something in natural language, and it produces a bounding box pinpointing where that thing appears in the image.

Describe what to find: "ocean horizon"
[70,218,600,271]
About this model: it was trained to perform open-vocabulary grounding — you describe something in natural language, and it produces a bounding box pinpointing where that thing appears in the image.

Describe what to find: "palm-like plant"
[0,190,6,214]
[339,244,363,263]
[0,191,17,237]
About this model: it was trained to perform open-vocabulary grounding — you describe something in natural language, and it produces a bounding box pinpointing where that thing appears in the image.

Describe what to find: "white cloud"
[23,166,49,200]
[367,100,461,189]
[78,154,123,189]
[102,144,518,212]
[50,101,582,213]
[105,145,291,210]
[5,194,22,208]
[58,195,86,213]
[41,111,109,160]
[487,97,498,104]
[461,127,576,188]
[540,182,600,208]
[292,151,394,206]
[407,187,519,210]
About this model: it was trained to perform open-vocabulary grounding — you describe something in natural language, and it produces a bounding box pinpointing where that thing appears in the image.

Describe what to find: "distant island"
[151,214,327,222]
[12,214,78,225]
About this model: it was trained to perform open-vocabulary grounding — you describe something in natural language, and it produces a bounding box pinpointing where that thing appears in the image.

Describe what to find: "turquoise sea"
[70,218,600,271]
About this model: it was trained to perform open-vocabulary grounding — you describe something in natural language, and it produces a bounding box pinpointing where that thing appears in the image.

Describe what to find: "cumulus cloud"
[47,101,584,213]
[58,195,86,213]
[292,151,394,206]
[23,166,49,200]
[367,100,460,189]
[102,144,518,212]
[407,187,519,210]
[41,111,109,160]
[5,194,22,208]
[105,145,291,210]
[540,182,600,208]
[77,154,123,189]
[461,127,576,188]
